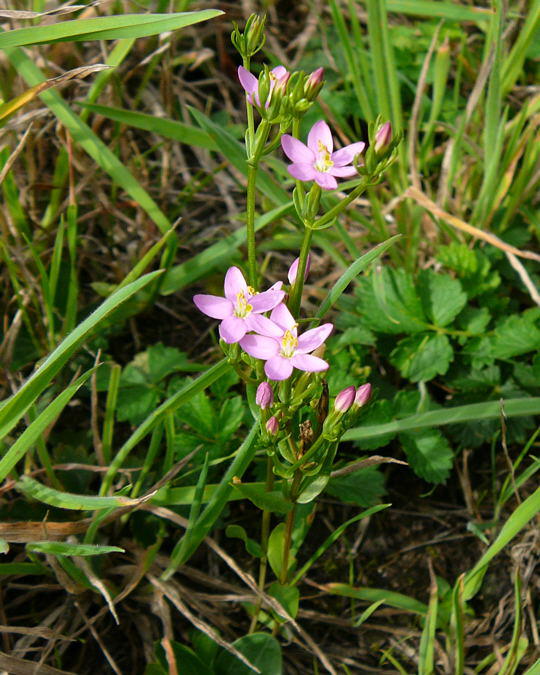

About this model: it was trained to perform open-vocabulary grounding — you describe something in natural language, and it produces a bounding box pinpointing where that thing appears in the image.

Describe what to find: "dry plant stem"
[249,455,275,633]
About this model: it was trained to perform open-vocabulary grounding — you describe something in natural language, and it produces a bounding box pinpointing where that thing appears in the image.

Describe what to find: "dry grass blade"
[0,650,75,674]
[505,252,540,306]
[75,602,123,675]
[0,123,33,186]
[148,574,261,673]
[76,555,119,624]
[331,455,408,479]
[406,186,540,262]
[0,4,88,19]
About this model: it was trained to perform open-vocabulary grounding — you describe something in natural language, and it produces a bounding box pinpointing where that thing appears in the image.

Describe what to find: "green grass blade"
[502,5,540,94]
[0,270,163,440]
[499,573,527,675]
[450,575,465,675]
[316,235,400,319]
[162,420,260,577]
[418,569,438,675]
[100,359,229,495]
[0,562,49,576]
[161,202,293,294]
[0,369,94,482]
[463,487,540,601]
[4,46,172,234]
[15,475,143,510]
[386,1,492,22]
[78,103,217,151]
[344,398,540,442]
[27,542,124,556]
[324,582,428,616]
[0,11,223,48]
[291,504,390,586]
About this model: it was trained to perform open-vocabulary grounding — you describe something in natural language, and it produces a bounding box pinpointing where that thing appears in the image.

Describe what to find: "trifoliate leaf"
[400,428,453,483]
[390,333,453,382]
[491,311,540,359]
[419,270,467,327]
[356,268,428,334]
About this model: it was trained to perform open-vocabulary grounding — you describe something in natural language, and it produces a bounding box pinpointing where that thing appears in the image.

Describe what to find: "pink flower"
[266,416,279,435]
[193,267,285,344]
[353,383,372,408]
[281,120,365,190]
[238,65,289,107]
[256,382,274,409]
[288,255,311,285]
[334,386,356,413]
[374,121,392,153]
[240,304,333,381]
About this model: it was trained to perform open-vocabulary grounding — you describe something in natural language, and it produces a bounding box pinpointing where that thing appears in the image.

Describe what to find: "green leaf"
[231,484,292,514]
[437,243,500,298]
[217,397,245,440]
[176,390,216,437]
[214,633,282,675]
[400,428,453,484]
[354,399,397,450]
[491,312,540,359]
[386,1,491,22]
[390,333,453,382]
[268,582,300,619]
[326,466,386,506]
[27,542,124,556]
[267,523,295,580]
[225,525,263,558]
[325,582,428,616]
[0,11,223,48]
[419,270,467,327]
[117,384,160,426]
[356,267,428,334]
[147,343,204,382]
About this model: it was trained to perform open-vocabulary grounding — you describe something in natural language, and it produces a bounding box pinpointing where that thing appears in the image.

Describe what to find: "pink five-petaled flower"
[193,267,285,344]
[281,120,365,190]
[237,65,289,107]
[240,303,333,381]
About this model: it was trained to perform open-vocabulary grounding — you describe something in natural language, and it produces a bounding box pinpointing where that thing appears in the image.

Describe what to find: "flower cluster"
[193,264,333,381]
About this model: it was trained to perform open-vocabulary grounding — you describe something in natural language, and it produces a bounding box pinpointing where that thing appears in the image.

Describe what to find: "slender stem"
[249,456,275,633]
[280,471,302,585]
[312,177,370,230]
[288,227,313,318]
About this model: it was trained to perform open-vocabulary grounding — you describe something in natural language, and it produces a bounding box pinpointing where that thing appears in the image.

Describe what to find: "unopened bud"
[374,122,392,153]
[304,67,324,101]
[244,14,267,57]
[334,385,356,413]
[288,254,311,284]
[256,382,274,409]
[353,383,372,408]
[266,416,279,435]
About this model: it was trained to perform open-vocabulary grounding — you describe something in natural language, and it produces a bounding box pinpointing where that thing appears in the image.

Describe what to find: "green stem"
[280,471,302,585]
[288,227,313,318]
[249,456,275,633]
[312,177,370,230]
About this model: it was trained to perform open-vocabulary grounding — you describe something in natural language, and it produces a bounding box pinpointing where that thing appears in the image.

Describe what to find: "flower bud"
[244,13,267,57]
[334,385,356,413]
[288,254,311,284]
[256,382,274,409]
[304,67,324,101]
[266,416,279,435]
[353,383,372,408]
[374,122,392,153]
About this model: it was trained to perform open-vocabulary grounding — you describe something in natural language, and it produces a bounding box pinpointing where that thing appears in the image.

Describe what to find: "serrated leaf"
[437,243,500,298]
[356,268,428,334]
[355,399,396,450]
[491,312,540,359]
[335,325,376,347]
[217,397,245,440]
[147,343,203,382]
[400,428,453,483]
[419,270,467,327]
[390,333,453,382]
[175,389,215,436]
[326,466,386,506]
[458,306,491,335]
[116,385,160,426]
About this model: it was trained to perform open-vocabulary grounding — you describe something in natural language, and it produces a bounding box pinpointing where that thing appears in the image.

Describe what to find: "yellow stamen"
[315,140,334,173]
[234,291,252,318]
[280,329,298,358]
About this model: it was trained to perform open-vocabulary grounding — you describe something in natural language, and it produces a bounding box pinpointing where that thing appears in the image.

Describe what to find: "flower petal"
[271,65,288,80]
[290,353,329,372]
[331,142,365,166]
[193,294,233,319]
[244,313,283,337]
[288,163,317,182]
[237,66,258,94]
[240,334,279,359]
[281,135,314,163]
[265,355,294,381]
[288,255,311,284]
[250,287,285,312]
[296,323,333,353]
[219,317,247,343]
[314,172,338,190]
[307,120,333,155]
[224,266,248,301]
[329,166,358,178]
[270,304,296,332]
